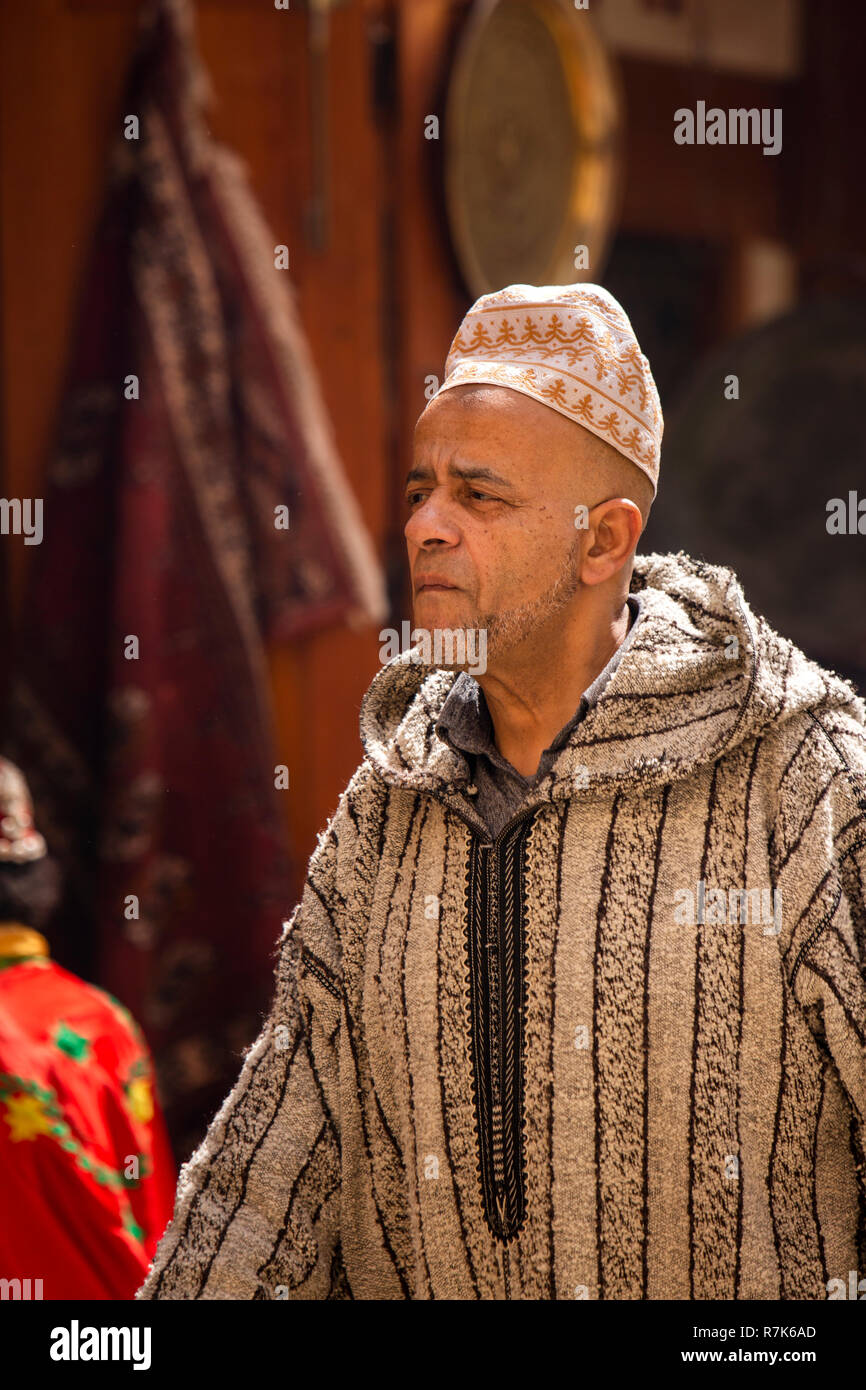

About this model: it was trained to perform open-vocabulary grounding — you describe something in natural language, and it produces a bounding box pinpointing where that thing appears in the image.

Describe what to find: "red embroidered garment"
[0,956,176,1300]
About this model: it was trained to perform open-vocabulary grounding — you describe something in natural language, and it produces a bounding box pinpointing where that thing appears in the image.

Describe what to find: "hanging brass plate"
[444,0,623,297]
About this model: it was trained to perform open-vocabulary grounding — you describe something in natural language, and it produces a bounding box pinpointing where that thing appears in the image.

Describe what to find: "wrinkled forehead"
[415,382,584,452]
[414,383,601,482]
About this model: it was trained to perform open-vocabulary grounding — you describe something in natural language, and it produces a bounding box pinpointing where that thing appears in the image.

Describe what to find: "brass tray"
[444,0,623,297]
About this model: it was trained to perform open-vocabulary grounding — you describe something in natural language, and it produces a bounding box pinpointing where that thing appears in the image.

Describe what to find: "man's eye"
[405,488,497,506]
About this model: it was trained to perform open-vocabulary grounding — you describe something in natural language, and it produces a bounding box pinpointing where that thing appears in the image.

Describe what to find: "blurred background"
[1,0,864,1168]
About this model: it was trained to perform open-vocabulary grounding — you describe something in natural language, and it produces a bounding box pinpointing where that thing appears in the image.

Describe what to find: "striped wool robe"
[138,551,866,1300]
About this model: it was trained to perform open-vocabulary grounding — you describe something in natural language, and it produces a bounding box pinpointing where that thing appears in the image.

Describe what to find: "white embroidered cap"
[435,282,663,495]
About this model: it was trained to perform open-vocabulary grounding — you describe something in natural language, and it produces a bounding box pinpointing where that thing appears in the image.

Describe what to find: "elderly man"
[139,283,866,1301]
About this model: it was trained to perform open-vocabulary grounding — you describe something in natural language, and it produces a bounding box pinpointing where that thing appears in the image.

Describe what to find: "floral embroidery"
[0,1072,146,1190]
[53,1021,92,1063]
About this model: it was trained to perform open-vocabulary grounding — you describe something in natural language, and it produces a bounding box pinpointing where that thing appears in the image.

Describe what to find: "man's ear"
[580,498,643,586]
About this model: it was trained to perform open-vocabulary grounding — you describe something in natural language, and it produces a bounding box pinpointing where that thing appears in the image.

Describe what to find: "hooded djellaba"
[137,284,866,1301]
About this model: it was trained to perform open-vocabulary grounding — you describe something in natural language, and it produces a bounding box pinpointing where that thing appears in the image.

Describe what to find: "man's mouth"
[415,578,459,593]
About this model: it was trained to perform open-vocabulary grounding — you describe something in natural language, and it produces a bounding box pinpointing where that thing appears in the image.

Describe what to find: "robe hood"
[359,550,865,803]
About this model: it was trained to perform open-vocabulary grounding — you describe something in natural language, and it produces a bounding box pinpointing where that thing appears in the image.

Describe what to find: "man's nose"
[404,492,460,546]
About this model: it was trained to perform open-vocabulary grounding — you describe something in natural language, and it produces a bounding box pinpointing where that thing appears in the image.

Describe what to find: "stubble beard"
[472,537,582,665]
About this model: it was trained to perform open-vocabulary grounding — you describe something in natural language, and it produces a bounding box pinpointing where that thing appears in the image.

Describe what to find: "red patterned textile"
[0,957,176,1299]
[2,0,385,1159]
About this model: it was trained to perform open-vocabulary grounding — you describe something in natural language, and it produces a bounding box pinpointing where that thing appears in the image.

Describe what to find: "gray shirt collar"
[434,592,644,780]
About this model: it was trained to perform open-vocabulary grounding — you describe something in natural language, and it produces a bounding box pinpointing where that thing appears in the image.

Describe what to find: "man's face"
[404,385,590,664]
